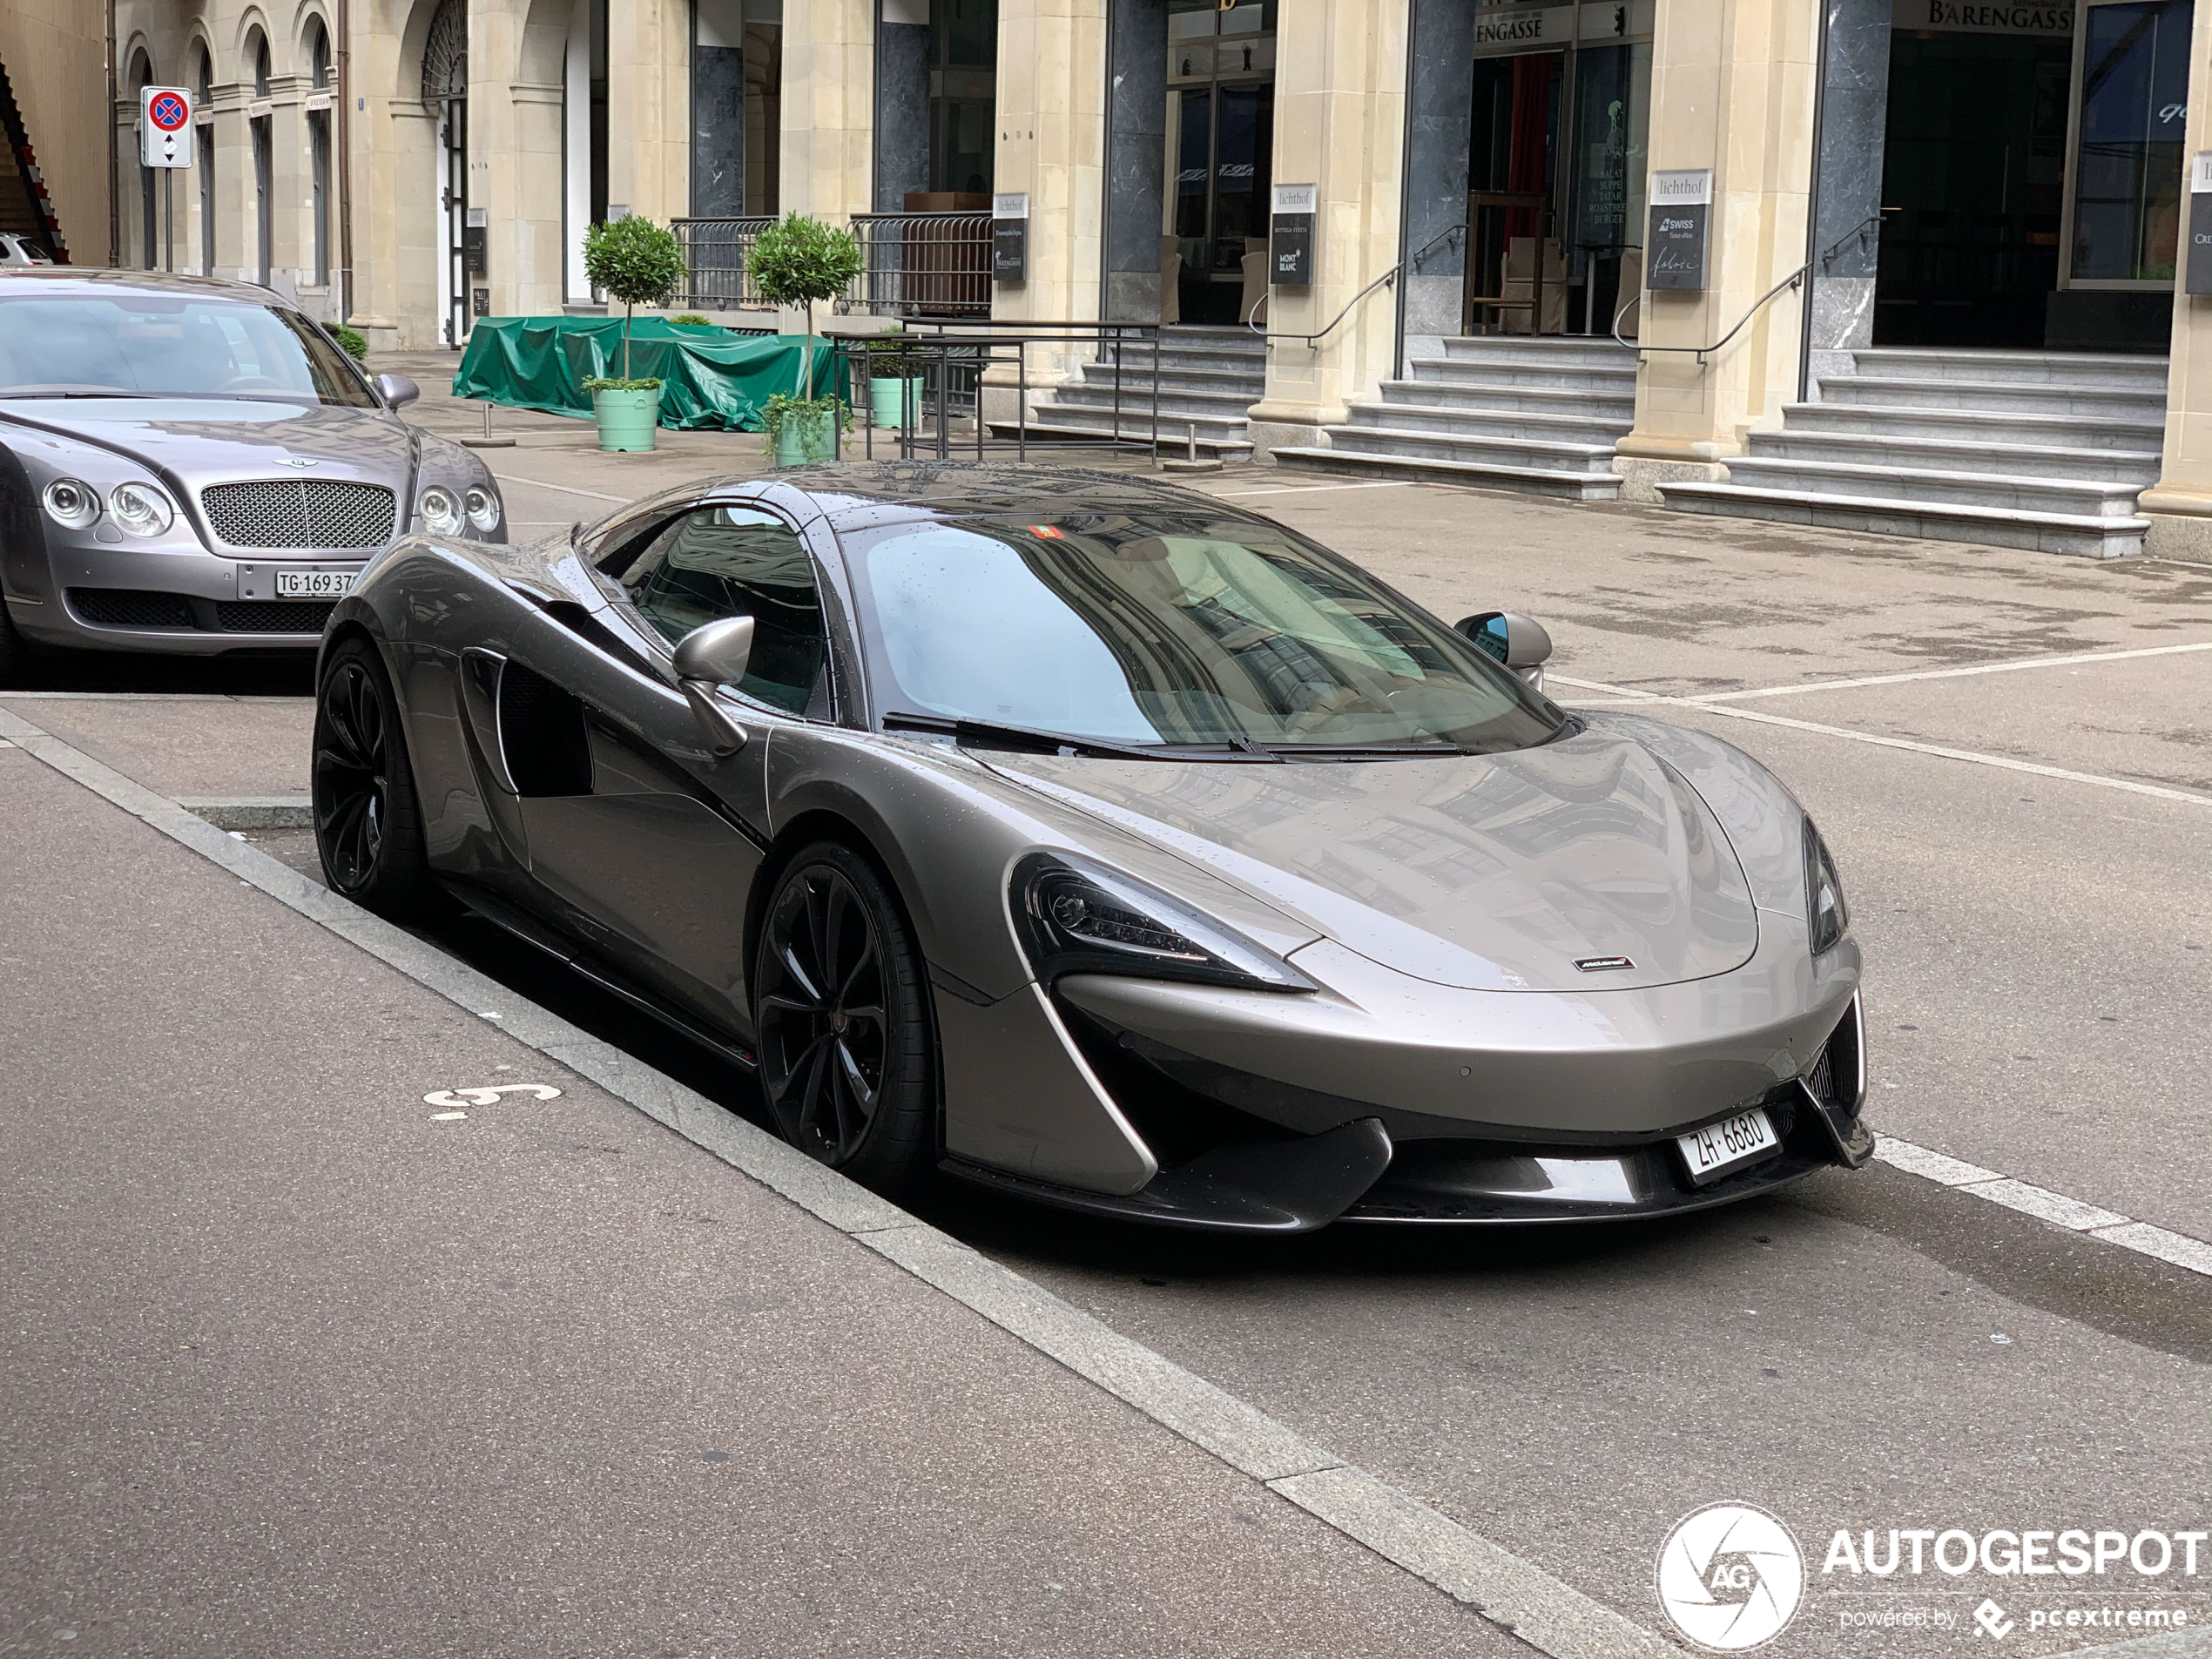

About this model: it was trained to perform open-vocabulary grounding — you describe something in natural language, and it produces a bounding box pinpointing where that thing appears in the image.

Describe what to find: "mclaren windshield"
[0,293,376,407]
[846,511,1568,754]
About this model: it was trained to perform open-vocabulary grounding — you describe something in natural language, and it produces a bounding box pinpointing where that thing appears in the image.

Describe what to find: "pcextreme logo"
[1656,1503,1807,1652]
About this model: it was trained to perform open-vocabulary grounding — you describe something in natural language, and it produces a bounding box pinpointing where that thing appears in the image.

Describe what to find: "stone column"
[1803,0,1891,395]
[873,0,931,212]
[1102,0,1166,322]
[1244,0,1409,461]
[1612,0,1817,501]
[779,0,874,222]
[1399,0,1474,361]
[992,0,1108,361]
[607,0,688,224]
[2135,0,2212,561]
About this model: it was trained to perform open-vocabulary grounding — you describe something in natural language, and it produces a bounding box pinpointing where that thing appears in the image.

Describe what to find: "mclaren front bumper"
[942,921,1868,1232]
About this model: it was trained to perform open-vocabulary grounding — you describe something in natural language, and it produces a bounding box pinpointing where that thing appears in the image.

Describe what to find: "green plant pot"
[592,386,660,452]
[869,375,925,430]
[772,411,840,466]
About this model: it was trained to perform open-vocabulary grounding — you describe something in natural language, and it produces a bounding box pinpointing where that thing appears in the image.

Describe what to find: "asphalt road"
[4,388,2209,1656]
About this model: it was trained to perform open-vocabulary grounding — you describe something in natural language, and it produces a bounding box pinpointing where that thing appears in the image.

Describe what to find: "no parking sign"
[140,86,193,169]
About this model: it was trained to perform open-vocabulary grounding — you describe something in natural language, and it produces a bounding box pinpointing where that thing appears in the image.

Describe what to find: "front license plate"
[274,570,354,598]
[1676,1107,1779,1185]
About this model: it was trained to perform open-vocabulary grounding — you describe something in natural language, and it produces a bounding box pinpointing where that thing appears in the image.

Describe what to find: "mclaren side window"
[604,504,832,718]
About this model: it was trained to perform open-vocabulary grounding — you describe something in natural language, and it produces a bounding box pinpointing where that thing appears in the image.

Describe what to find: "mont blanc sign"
[1892,0,2074,35]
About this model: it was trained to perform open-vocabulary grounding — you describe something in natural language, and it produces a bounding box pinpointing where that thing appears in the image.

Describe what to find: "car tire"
[753,841,937,1195]
[312,636,437,918]
[0,599,36,689]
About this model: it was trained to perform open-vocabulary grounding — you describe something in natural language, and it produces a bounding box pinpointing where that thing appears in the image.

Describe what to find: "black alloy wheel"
[312,637,435,915]
[754,843,935,1192]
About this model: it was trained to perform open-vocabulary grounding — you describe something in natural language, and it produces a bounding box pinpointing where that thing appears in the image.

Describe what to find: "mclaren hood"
[983,729,1761,993]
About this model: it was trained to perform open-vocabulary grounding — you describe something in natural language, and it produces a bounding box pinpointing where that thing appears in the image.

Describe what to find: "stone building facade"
[7,0,2209,554]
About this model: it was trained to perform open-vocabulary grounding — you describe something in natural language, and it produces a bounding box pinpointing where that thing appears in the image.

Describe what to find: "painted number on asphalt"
[422,1083,563,1108]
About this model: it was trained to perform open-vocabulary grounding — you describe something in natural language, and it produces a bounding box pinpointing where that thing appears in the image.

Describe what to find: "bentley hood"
[0,397,416,491]
[982,730,1761,993]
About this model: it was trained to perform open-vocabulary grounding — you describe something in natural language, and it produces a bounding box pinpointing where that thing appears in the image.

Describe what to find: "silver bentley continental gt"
[0,269,503,683]
[313,462,1868,1231]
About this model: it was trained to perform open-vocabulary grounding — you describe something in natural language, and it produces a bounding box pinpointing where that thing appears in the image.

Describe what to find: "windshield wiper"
[880,711,1279,762]
[1254,739,1475,759]
[3,389,165,400]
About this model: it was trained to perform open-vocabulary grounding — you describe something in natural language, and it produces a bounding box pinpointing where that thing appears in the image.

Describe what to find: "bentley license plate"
[274,570,354,599]
[1676,1107,1778,1185]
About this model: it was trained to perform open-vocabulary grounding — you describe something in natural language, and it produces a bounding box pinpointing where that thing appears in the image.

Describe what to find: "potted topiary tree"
[745,212,864,464]
[581,214,688,453]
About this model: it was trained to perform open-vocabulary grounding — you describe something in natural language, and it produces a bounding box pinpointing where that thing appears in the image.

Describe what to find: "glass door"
[1465,51,1563,334]
[2062,0,2193,288]
[1167,2,1276,324]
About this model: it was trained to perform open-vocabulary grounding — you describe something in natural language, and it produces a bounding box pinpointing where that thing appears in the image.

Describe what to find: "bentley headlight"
[418,484,464,536]
[1015,853,1314,992]
[464,483,502,534]
[42,478,100,529]
[1804,817,1849,956]
[109,481,176,537]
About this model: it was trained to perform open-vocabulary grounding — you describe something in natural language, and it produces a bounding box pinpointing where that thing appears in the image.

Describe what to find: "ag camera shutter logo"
[1656,1502,1806,1651]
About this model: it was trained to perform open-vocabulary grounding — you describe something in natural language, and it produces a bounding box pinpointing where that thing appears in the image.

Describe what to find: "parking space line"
[0,703,1684,1659]
[1874,1135,2212,1275]
[1692,639,2212,704]
[484,471,632,503]
[1558,678,2212,809]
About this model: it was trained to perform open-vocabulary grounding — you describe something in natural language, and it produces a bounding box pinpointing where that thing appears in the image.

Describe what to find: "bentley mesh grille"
[214,600,335,634]
[69,588,195,629]
[201,479,396,549]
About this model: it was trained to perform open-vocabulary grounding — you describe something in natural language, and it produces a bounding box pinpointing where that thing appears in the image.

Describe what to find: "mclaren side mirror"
[1455,610,1554,692]
[374,373,420,410]
[672,616,756,756]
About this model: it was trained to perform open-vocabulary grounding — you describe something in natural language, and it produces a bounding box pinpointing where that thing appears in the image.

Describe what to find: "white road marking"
[423,1083,562,1108]
[1874,1135,2211,1274]
[486,471,631,503]
[0,704,1675,1659]
[1693,639,2212,704]
[1559,676,2212,809]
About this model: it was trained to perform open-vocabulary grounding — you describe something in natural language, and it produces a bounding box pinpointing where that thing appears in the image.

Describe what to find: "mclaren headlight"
[417,484,464,536]
[1804,817,1849,956]
[1014,853,1315,993]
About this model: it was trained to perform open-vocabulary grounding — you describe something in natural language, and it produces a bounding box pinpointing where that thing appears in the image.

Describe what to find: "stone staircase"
[1658,348,2167,559]
[1013,326,1264,458]
[1271,336,1637,499]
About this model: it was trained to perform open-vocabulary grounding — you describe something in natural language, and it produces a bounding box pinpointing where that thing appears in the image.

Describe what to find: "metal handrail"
[1613,263,1807,364]
[1817,212,1883,272]
[1250,222,1467,348]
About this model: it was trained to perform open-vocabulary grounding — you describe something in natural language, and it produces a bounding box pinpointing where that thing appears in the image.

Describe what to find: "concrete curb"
[179,796,314,830]
[0,704,1688,1659]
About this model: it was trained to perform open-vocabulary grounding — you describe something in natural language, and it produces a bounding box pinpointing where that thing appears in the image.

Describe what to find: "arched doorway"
[421,0,468,346]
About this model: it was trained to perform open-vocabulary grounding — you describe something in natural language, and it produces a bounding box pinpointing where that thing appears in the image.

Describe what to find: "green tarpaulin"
[450,316,838,431]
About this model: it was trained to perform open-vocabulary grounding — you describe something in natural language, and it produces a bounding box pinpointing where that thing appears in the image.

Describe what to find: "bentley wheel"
[754,842,935,1193]
[0,600,33,689]
[313,637,435,917]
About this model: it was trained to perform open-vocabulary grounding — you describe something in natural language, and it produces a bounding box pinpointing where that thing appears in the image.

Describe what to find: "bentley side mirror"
[1455,610,1554,692]
[374,373,420,410]
[672,616,756,756]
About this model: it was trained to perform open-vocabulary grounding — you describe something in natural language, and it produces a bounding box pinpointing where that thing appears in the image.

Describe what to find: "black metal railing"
[670,216,774,310]
[842,212,994,319]
[825,321,1165,462]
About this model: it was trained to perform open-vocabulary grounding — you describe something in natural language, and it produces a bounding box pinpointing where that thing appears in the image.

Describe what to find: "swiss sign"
[140,86,193,169]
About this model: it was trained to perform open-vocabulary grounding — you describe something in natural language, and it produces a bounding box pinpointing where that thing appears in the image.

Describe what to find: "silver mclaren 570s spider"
[311,461,1868,1231]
